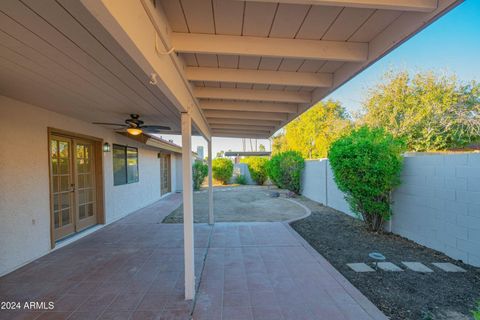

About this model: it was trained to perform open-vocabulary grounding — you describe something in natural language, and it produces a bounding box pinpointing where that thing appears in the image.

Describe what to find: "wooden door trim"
[47,128,105,249]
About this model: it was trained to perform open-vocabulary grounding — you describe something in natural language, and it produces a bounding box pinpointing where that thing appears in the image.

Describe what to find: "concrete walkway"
[0,193,386,320]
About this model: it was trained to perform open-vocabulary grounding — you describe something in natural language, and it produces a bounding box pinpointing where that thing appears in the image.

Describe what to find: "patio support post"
[181,112,195,300]
[208,139,214,225]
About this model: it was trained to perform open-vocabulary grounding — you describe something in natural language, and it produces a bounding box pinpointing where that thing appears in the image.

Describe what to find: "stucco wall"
[301,155,480,267]
[231,163,256,185]
[0,95,172,275]
[301,159,355,217]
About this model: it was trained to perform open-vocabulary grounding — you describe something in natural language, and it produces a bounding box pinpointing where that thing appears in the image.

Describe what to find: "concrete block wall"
[301,154,480,267]
[391,153,480,267]
[301,159,355,217]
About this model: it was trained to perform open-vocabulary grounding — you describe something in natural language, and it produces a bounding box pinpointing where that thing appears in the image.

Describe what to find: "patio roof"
[160,0,461,138]
[0,0,462,140]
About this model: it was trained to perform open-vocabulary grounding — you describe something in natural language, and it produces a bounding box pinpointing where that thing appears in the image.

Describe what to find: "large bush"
[212,158,233,185]
[266,151,304,193]
[328,126,406,231]
[240,157,269,185]
[192,161,208,191]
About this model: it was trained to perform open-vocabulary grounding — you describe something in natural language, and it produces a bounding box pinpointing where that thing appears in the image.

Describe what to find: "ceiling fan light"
[127,127,143,136]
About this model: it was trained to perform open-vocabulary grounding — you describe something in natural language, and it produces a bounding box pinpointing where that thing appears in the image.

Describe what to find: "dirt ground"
[291,197,480,320]
[162,185,307,223]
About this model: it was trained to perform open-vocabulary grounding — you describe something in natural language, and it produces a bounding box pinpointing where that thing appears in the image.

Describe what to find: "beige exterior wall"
[0,95,173,276]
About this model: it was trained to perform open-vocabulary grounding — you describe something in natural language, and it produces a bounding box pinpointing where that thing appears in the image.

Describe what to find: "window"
[113,144,139,185]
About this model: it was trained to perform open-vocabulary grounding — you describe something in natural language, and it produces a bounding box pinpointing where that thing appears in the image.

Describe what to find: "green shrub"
[212,158,233,185]
[472,300,480,320]
[240,157,269,185]
[328,126,406,231]
[192,161,208,191]
[235,174,247,185]
[266,151,304,193]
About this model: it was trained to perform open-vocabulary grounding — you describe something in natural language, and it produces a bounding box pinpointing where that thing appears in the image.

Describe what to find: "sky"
[159,1,480,157]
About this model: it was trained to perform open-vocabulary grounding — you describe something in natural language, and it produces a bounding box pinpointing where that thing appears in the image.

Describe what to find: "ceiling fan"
[93,114,171,136]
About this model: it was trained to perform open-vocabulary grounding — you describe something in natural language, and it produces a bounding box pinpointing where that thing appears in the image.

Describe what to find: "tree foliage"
[240,156,269,185]
[212,158,233,185]
[272,100,351,158]
[328,126,406,231]
[192,161,208,191]
[361,71,480,151]
[266,151,305,193]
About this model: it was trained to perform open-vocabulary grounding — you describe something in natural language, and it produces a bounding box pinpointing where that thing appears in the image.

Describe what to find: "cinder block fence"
[300,153,480,267]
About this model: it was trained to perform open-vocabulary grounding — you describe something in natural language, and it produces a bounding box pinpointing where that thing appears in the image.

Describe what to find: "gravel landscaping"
[290,197,480,320]
[163,186,307,223]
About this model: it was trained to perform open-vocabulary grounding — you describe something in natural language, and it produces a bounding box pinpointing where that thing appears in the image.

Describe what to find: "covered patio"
[0,0,463,319]
[0,193,386,320]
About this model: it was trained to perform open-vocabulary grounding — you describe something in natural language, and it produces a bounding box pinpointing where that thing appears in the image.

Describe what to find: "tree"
[328,126,406,231]
[216,150,224,158]
[212,158,233,184]
[360,70,480,151]
[259,144,266,151]
[272,100,351,158]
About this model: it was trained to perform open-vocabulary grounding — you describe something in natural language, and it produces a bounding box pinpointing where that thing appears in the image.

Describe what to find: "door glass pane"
[54,211,60,228]
[61,193,71,210]
[53,176,59,193]
[61,209,70,226]
[76,142,96,222]
[59,141,69,158]
[87,203,94,217]
[79,205,86,219]
[53,194,59,212]
[60,175,69,192]
[59,158,69,174]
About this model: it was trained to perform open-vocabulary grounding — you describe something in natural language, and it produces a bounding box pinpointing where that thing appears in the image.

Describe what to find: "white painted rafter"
[186,67,332,88]
[200,100,298,114]
[204,110,287,121]
[207,118,281,127]
[240,0,437,12]
[171,33,368,62]
[194,87,311,104]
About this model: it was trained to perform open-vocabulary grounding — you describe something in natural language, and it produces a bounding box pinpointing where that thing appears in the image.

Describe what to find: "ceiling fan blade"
[141,125,171,132]
[92,122,127,127]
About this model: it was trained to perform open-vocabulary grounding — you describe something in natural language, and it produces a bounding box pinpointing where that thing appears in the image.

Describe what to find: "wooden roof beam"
[186,67,332,88]
[200,100,298,114]
[172,33,368,62]
[204,110,287,121]
[207,118,281,127]
[240,0,437,12]
[194,87,311,104]
[210,124,276,131]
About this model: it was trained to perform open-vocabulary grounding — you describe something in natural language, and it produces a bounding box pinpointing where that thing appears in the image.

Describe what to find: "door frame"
[47,128,105,249]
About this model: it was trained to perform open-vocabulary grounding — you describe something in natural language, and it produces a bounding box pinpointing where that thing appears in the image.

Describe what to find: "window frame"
[112,144,139,186]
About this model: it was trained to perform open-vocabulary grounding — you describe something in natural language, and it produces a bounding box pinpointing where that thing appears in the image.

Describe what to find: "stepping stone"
[377,262,403,272]
[432,262,466,272]
[401,262,433,273]
[347,263,375,272]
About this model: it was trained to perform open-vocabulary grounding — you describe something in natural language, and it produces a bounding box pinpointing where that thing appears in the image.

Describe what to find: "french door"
[50,135,97,240]
[160,154,171,196]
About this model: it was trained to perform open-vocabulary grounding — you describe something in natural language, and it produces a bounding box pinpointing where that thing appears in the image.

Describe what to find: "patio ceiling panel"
[160,0,461,139]
[0,0,184,133]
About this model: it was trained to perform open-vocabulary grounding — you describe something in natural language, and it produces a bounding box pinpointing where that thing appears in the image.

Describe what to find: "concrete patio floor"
[0,193,386,320]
